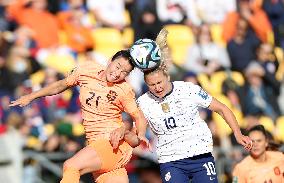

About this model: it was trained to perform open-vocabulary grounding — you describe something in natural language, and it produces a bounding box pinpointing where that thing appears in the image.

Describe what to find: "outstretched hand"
[110,126,125,149]
[138,134,152,151]
[9,95,33,107]
[234,132,253,151]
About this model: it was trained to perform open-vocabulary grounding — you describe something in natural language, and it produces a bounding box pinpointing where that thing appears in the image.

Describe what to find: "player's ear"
[106,59,112,67]
[167,75,170,81]
[265,140,269,148]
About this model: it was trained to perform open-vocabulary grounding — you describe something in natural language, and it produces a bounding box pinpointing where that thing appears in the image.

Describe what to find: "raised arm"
[9,78,69,107]
[110,109,149,149]
[126,110,150,148]
[208,98,252,151]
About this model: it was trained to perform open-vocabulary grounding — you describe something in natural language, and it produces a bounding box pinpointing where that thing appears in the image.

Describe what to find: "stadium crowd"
[0,0,283,183]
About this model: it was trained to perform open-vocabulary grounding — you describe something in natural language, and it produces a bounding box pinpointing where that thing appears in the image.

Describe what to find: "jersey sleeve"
[277,152,284,176]
[232,164,247,183]
[186,82,212,108]
[120,85,140,117]
[65,66,80,87]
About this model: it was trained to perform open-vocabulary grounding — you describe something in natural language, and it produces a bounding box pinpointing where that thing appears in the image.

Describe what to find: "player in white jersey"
[136,67,253,183]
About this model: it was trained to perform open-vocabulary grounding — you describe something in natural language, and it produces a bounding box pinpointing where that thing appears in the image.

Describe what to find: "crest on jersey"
[198,88,209,100]
[107,90,118,102]
[161,103,170,113]
[274,166,280,175]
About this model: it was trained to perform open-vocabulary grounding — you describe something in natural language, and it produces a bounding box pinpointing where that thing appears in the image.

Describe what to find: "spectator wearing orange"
[57,0,93,53]
[222,0,272,43]
[7,0,59,48]
[232,125,284,183]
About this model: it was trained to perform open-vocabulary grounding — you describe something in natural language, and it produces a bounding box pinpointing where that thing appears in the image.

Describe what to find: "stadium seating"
[92,28,124,58]
[164,24,194,66]
[58,30,68,45]
[275,116,284,142]
[122,27,134,47]
[210,24,225,47]
[212,95,232,136]
[45,53,76,74]
[30,70,45,86]
[274,47,284,81]
[72,123,85,136]
[198,71,245,95]
[259,116,275,134]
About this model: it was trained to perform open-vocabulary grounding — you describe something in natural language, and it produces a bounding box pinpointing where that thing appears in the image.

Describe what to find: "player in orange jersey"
[9,50,149,183]
[232,124,284,183]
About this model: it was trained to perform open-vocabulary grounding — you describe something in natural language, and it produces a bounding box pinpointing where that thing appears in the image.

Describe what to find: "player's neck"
[252,152,267,163]
[163,82,173,98]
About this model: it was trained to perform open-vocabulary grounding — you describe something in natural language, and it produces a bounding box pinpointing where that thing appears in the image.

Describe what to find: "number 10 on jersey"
[163,117,177,129]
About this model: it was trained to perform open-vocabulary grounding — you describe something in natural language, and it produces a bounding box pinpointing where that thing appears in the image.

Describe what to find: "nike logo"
[210,177,215,180]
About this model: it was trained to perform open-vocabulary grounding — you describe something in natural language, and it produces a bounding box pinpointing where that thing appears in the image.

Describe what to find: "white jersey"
[137,81,214,163]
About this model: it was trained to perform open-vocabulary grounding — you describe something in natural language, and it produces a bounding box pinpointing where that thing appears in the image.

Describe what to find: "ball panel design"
[130,39,161,71]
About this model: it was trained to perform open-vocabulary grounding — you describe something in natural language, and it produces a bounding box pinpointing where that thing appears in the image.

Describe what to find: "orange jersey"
[232,151,284,183]
[66,61,139,141]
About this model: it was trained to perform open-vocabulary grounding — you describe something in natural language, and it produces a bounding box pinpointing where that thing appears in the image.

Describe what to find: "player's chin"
[113,78,124,83]
[250,150,260,157]
[107,76,120,83]
[155,92,165,98]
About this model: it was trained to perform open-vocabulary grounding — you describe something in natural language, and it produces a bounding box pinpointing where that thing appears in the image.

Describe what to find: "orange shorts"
[93,167,128,183]
[88,138,133,173]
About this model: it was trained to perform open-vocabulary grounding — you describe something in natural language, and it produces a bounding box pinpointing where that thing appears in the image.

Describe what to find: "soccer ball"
[129,39,161,71]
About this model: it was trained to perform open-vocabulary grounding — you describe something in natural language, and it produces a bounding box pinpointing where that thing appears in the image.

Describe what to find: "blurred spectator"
[37,68,68,123]
[0,112,24,183]
[232,125,284,183]
[2,25,42,92]
[57,0,94,53]
[238,61,281,120]
[87,0,126,31]
[222,0,272,43]
[129,0,162,41]
[46,0,60,14]
[156,0,187,25]
[7,0,60,48]
[254,43,281,95]
[182,71,199,85]
[227,18,260,72]
[279,83,284,114]
[222,77,242,111]
[0,56,14,94]
[5,47,32,90]
[156,0,200,26]
[0,0,15,32]
[262,0,284,48]
[183,23,231,75]
[187,0,237,25]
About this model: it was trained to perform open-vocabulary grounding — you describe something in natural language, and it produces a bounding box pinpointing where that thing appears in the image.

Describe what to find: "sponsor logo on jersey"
[165,172,171,181]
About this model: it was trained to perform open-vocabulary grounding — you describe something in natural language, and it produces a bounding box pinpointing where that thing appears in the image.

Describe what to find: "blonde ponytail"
[155,28,172,74]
